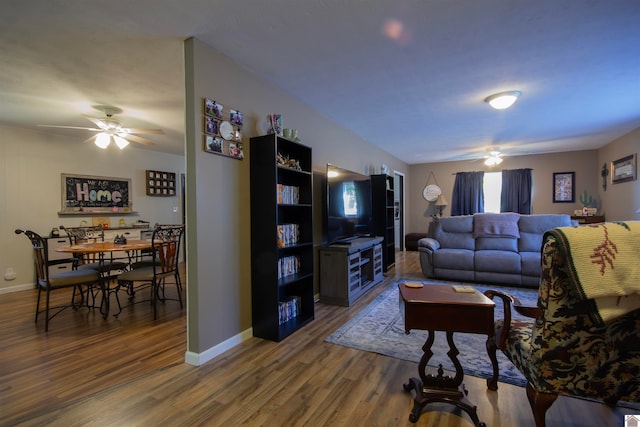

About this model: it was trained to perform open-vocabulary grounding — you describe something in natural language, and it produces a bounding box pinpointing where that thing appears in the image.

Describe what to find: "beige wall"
[184,38,407,358]
[0,125,184,293]
[406,129,639,235]
[597,127,640,221]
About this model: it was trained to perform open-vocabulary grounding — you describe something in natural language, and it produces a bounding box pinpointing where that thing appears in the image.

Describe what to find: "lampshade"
[485,91,521,110]
[95,132,111,149]
[435,194,448,207]
[113,135,129,149]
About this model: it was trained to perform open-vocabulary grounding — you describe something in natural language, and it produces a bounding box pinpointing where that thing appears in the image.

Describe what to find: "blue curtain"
[501,169,532,214]
[451,171,484,216]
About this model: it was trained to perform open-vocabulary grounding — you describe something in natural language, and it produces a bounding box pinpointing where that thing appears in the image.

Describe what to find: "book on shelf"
[277,255,301,279]
[278,296,302,325]
[277,223,300,248]
[277,184,300,204]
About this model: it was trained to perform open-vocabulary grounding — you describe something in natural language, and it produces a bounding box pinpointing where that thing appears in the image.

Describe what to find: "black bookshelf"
[249,134,314,341]
[371,174,395,272]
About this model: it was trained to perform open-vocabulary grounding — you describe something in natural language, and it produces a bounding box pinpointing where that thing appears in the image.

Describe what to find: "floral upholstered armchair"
[485,221,640,427]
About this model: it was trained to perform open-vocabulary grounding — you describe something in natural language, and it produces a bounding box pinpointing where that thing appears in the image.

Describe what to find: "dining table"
[56,239,154,318]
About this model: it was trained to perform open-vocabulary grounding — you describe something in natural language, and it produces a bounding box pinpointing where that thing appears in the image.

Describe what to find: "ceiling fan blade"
[82,115,109,130]
[122,133,155,146]
[37,124,102,132]
[121,127,164,135]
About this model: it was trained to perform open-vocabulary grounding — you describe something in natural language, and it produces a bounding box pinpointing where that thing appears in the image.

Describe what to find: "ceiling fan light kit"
[484,150,504,166]
[485,90,521,110]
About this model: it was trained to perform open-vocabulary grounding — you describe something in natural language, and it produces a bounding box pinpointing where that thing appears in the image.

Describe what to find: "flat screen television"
[325,164,373,244]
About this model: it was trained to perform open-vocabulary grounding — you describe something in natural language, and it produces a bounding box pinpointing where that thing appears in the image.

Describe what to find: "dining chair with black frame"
[115,224,185,320]
[15,229,101,332]
[60,225,130,306]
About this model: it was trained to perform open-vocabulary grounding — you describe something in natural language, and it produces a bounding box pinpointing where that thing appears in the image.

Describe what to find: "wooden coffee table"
[398,282,497,426]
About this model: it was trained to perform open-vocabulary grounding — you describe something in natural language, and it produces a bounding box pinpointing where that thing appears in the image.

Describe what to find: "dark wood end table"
[398,282,497,426]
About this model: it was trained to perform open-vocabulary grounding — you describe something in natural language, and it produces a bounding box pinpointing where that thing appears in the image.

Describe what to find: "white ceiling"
[1,0,639,164]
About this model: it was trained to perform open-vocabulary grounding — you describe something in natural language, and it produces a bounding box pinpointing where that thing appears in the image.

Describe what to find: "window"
[483,172,502,213]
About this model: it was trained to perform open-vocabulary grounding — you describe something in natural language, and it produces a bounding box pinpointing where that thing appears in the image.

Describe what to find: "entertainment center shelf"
[319,236,384,307]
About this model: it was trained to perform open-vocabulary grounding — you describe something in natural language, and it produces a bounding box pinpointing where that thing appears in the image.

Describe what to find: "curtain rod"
[451,168,533,175]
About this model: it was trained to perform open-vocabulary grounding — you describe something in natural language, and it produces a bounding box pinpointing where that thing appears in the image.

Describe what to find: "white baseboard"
[0,282,35,294]
[184,327,253,366]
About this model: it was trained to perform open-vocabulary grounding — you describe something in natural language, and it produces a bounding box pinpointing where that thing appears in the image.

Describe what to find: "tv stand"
[319,236,384,306]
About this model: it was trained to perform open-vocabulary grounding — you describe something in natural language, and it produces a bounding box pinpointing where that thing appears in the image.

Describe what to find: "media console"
[319,236,384,306]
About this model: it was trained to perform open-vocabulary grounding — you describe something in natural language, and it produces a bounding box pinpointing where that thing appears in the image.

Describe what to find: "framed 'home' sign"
[60,173,134,215]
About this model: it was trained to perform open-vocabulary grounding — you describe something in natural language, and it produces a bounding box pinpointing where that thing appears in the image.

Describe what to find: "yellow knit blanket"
[546,221,640,325]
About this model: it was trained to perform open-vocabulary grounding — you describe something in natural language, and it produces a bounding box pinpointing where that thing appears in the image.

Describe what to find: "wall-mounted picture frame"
[611,153,637,184]
[60,173,133,214]
[553,171,575,203]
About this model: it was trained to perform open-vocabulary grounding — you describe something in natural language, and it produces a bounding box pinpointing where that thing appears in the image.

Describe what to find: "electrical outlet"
[4,267,16,281]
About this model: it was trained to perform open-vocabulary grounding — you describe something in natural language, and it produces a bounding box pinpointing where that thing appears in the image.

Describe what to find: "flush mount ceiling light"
[484,150,504,166]
[484,90,521,110]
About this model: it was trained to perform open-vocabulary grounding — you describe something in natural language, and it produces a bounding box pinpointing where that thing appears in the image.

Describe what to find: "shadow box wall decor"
[611,153,637,184]
[146,170,176,197]
[553,171,575,203]
[60,173,134,214]
[202,98,244,160]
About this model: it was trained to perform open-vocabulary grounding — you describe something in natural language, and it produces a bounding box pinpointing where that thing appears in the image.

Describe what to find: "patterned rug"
[325,279,539,387]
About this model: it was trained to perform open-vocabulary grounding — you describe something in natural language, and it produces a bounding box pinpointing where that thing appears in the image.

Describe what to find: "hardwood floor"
[1,252,636,426]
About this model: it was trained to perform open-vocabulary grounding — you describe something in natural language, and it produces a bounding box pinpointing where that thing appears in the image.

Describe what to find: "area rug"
[325,279,538,387]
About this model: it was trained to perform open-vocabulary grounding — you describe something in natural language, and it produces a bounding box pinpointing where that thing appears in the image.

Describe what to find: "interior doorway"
[394,171,405,251]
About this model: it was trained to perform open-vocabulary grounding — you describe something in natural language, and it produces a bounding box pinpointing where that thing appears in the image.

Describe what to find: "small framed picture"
[205,117,218,135]
[553,172,575,203]
[230,109,244,127]
[204,135,223,154]
[611,153,637,184]
[204,98,223,118]
[228,143,244,159]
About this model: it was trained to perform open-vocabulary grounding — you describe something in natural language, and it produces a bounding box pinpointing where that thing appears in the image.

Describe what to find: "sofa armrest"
[418,237,440,252]
[418,238,440,278]
[484,289,541,350]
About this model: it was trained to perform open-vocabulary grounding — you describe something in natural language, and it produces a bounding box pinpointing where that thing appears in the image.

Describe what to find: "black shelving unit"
[371,174,395,272]
[250,134,314,341]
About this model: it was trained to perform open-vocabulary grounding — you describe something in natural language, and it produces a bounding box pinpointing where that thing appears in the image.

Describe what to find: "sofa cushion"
[475,250,521,274]
[520,251,541,277]
[473,213,520,238]
[435,216,475,250]
[433,248,474,270]
[518,214,574,253]
[476,236,518,252]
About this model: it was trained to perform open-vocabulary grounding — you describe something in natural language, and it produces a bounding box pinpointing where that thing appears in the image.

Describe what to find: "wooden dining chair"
[15,229,100,332]
[115,225,184,319]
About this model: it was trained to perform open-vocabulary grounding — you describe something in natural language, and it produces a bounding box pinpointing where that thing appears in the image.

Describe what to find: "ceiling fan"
[38,106,163,149]
[484,150,504,166]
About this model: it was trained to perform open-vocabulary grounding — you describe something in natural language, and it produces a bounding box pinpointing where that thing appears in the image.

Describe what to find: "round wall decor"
[423,184,441,202]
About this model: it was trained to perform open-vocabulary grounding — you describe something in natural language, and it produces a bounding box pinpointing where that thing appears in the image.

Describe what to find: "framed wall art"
[60,173,134,214]
[611,153,637,184]
[202,97,244,160]
[553,171,575,203]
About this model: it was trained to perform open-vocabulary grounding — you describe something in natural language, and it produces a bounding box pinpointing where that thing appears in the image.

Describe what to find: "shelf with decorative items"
[146,170,176,197]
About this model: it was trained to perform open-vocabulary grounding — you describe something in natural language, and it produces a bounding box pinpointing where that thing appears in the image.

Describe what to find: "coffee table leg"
[403,331,487,426]
[417,330,435,385]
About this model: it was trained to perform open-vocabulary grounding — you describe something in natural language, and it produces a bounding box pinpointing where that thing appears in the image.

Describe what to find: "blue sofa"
[418,213,575,288]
